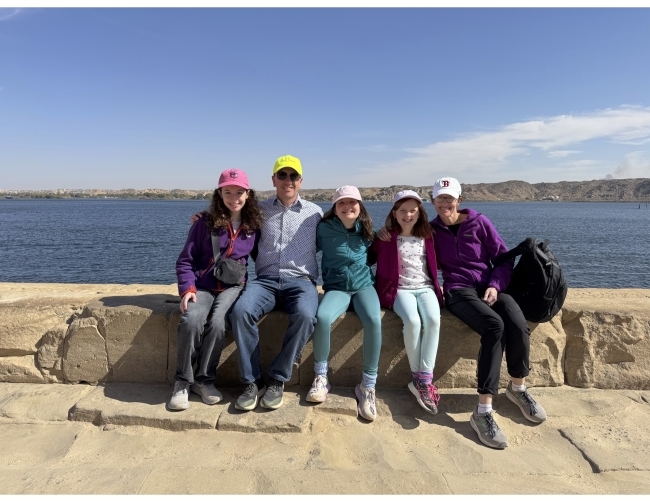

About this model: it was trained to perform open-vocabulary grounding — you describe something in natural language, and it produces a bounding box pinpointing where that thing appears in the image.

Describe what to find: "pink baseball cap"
[332,185,362,204]
[218,169,250,190]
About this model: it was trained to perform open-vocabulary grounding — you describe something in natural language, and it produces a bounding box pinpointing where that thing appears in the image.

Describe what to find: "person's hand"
[377,226,391,241]
[180,292,196,313]
[482,287,497,307]
[190,212,202,223]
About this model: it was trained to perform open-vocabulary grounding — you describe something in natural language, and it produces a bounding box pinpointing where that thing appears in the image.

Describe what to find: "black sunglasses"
[275,171,301,181]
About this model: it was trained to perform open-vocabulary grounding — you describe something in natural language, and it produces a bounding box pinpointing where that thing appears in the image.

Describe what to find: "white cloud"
[614,151,650,178]
[547,150,580,158]
[0,9,20,21]
[351,105,650,186]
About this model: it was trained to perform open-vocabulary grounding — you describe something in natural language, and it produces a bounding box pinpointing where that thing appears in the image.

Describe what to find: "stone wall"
[1,284,649,389]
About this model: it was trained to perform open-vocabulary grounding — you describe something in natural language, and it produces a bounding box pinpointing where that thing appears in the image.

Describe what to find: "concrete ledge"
[1,283,650,390]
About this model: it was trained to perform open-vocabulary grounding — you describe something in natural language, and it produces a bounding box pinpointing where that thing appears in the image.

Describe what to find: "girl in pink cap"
[370,190,444,415]
[169,169,262,411]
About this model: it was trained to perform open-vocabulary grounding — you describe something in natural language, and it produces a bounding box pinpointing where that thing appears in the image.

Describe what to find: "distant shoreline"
[2,177,650,203]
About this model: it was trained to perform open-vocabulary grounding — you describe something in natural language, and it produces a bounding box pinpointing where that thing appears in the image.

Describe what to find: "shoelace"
[482,412,500,438]
[367,387,376,414]
[313,375,328,391]
[519,390,538,415]
[244,383,258,396]
[268,379,283,393]
[428,384,440,406]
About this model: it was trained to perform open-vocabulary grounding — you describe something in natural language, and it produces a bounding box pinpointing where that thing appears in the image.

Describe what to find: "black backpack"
[494,237,568,323]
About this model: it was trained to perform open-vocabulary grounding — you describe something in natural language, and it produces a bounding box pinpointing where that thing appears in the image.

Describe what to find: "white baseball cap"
[393,189,422,204]
[332,185,362,204]
[431,177,462,199]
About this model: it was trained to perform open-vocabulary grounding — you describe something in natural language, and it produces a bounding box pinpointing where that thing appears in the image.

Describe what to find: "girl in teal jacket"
[307,186,382,422]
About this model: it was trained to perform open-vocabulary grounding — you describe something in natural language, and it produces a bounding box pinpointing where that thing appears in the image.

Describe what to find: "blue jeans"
[229,275,319,384]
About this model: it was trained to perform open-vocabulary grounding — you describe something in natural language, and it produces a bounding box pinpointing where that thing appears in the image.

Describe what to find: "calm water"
[1,199,649,288]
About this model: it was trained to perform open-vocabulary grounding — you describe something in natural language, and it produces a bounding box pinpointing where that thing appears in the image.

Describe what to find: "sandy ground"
[1,382,649,495]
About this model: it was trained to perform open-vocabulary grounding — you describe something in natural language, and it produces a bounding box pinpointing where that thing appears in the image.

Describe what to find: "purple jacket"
[430,208,513,293]
[369,229,444,310]
[175,215,260,297]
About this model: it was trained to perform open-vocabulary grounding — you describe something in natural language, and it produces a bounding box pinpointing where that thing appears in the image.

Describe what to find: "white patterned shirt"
[397,235,433,289]
[255,195,323,281]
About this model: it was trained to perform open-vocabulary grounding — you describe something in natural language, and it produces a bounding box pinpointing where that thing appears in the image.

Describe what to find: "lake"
[1,198,649,288]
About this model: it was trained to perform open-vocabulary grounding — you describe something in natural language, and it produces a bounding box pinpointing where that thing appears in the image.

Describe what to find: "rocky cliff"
[7,178,650,202]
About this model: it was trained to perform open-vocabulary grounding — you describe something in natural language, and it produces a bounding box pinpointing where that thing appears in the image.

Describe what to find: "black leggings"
[444,288,530,396]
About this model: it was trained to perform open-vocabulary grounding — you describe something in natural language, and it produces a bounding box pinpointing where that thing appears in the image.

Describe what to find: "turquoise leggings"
[312,286,382,376]
[392,287,441,373]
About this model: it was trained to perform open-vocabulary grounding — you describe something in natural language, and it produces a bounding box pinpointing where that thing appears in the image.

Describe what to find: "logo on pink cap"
[218,169,250,190]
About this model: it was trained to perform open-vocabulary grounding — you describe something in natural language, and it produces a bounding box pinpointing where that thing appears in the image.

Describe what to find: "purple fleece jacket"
[175,215,260,297]
[369,229,444,310]
[430,208,513,293]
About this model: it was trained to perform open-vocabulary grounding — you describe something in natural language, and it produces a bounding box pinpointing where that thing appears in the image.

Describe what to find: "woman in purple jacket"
[429,177,546,449]
[169,169,261,412]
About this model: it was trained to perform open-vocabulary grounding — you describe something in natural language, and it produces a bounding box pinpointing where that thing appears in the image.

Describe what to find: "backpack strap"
[211,232,222,264]
[493,237,537,265]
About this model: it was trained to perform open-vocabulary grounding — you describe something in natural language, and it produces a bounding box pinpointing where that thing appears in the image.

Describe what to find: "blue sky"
[1,7,650,191]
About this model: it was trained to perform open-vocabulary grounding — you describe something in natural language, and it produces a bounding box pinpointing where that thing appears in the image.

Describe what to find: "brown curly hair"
[322,201,375,241]
[385,197,433,239]
[204,188,263,234]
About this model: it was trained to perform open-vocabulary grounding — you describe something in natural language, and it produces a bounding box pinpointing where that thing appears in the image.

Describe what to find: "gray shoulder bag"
[211,232,248,286]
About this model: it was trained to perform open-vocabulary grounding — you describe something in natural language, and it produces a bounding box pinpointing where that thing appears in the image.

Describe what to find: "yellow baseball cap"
[272,155,302,177]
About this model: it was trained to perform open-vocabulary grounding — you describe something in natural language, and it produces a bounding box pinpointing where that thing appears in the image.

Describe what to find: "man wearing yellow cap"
[229,155,323,411]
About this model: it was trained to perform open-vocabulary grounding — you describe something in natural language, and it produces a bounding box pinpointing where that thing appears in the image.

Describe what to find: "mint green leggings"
[312,286,382,376]
[392,287,441,373]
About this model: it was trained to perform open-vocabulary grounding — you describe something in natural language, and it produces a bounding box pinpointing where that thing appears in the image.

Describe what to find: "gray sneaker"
[190,382,223,405]
[235,380,266,411]
[506,381,547,423]
[168,380,190,411]
[260,378,284,409]
[470,406,508,449]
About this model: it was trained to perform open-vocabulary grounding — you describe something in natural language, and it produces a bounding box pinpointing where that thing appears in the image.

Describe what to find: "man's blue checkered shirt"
[254,195,323,281]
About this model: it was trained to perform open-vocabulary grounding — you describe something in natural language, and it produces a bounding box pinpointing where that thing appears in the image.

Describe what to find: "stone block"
[83,295,177,383]
[217,386,310,433]
[68,383,223,431]
[563,308,650,389]
[63,317,109,384]
[0,355,46,383]
[526,312,566,387]
[559,405,650,472]
[0,382,93,422]
[0,304,72,356]
[36,326,66,382]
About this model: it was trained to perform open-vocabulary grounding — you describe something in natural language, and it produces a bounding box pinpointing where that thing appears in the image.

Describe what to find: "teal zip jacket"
[317,216,375,292]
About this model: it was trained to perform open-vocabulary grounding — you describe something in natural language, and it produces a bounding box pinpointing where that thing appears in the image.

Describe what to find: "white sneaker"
[191,382,223,405]
[168,381,190,411]
[306,375,331,403]
[355,383,377,421]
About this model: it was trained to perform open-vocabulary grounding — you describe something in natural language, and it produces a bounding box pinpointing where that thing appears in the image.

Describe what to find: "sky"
[1,6,650,191]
